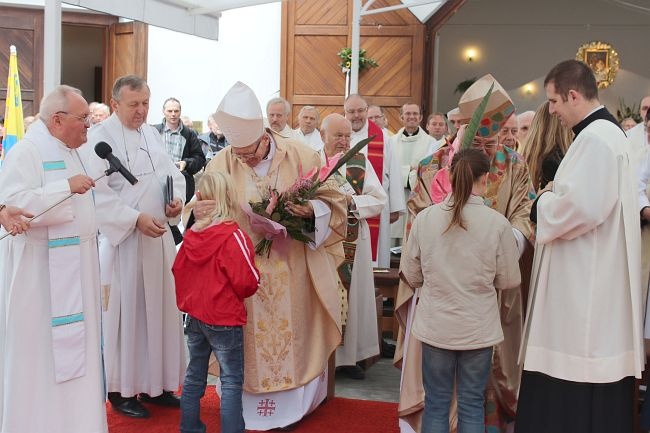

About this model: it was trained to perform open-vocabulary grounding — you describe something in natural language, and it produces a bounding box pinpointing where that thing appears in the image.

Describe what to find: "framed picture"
[576,41,619,89]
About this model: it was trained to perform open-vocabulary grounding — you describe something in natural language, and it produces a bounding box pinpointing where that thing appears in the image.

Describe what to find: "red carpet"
[107,388,399,433]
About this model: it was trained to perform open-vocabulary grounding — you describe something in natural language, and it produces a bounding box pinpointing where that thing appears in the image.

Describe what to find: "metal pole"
[349,0,361,95]
[44,0,62,95]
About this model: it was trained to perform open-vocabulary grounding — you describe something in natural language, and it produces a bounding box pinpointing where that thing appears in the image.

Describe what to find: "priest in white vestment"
[194,82,347,430]
[294,106,324,151]
[319,114,387,377]
[517,60,643,433]
[627,95,650,163]
[82,75,187,419]
[0,85,107,433]
[266,96,298,139]
[390,103,433,247]
[346,94,406,268]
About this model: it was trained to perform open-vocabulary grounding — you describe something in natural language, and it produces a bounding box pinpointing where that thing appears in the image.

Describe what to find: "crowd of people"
[0,57,648,433]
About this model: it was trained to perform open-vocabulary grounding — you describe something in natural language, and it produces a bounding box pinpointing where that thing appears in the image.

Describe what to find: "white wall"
[435,0,650,116]
[146,2,282,131]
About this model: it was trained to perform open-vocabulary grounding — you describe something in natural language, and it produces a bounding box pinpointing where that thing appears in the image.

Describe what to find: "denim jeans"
[180,316,245,433]
[421,343,493,433]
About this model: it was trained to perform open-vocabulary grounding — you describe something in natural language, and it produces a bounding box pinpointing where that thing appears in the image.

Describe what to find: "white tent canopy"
[42,0,281,93]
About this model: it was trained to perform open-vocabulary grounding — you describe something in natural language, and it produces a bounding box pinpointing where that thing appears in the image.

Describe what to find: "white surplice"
[521,118,644,383]
[351,121,406,267]
[0,120,107,433]
[294,128,324,152]
[390,127,433,243]
[319,151,387,365]
[82,114,186,397]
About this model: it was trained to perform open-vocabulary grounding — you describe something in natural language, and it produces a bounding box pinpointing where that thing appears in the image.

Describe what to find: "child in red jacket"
[173,171,259,433]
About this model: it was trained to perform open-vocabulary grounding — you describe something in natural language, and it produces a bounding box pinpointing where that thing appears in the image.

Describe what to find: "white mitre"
[214,81,265,148]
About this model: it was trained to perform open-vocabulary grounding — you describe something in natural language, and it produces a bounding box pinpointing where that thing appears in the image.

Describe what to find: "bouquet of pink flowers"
[244,136,373,256]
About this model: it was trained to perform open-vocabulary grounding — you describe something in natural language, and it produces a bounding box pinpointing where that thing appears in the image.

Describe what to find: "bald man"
[319,113,386,379]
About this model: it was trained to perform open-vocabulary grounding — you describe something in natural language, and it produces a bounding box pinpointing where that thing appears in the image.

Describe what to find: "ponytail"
[444,148,490,232]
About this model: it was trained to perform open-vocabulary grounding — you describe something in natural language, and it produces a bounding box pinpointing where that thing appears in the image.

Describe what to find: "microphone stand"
[0,166,117,241]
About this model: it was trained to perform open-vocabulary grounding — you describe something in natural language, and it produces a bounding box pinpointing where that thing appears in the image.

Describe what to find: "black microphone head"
[94,141,113,159]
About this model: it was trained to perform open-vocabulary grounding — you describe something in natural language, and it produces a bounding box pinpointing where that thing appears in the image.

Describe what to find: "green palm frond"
[460,83,494,150]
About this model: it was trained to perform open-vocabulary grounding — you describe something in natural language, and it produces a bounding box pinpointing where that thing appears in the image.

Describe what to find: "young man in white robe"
[345,94,406,268]
[319,114,387,380]
[0,85,107,433]
[390,103,433,248]
[82,75,187,419]
[517,59,643,433]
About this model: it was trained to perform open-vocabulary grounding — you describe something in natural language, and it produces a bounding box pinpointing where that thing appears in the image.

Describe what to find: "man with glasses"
[83,75,187,419]
[318,113,387,380]
[367,105,392,136]
[497,113,520,151]
[194,81,347,431]
[345,94,405,269]
[397,75,535,433]
[0,85,107,432]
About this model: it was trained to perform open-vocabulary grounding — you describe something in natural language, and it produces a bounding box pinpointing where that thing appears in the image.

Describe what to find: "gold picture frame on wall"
[576,41,620,89]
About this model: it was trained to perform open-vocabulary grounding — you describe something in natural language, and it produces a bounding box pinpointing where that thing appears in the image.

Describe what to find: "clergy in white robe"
[82,76,186,418]
[0,86,107,433]
[390,105,433,245]
[266,97,299,140]
[294,106,324,151]
[319,114,387,368]
[517,61,643,433]
[346,94,406,267]
[294,128,324,151]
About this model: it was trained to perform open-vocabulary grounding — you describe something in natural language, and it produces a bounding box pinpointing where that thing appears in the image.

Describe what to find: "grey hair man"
[293,105,324,151]
[266,96,295,137]
[83,75,187,419]
[0,84,107,432]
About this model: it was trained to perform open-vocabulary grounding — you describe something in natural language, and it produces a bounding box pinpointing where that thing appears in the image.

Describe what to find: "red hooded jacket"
[173,221,260,326]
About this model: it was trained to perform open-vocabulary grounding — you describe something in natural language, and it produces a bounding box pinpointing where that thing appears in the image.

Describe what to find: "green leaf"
[460,82,494,150]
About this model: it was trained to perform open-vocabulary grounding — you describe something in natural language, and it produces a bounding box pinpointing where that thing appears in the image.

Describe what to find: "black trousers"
[515,370,634,433]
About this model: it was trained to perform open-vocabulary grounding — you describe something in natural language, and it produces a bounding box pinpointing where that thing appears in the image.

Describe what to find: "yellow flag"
[3,45,25,157]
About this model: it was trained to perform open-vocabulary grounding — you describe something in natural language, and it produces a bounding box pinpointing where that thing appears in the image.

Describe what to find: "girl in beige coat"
[401,148,521,433]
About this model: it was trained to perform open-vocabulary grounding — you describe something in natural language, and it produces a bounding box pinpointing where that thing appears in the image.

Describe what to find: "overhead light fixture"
[523,83,536,95]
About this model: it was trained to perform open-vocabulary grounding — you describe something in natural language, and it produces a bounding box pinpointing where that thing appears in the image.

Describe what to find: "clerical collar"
[572,105,621,137]
[402,127,420,137]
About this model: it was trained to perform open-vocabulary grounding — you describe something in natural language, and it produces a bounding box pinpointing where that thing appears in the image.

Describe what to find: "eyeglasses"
[368,114,384,121]
[471,138,498,150]
[345,107,368,115]
[232,136,263,161]
[56,111,91,126]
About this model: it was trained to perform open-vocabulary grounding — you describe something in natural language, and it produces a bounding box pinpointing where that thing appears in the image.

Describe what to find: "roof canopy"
[66,0,282,40]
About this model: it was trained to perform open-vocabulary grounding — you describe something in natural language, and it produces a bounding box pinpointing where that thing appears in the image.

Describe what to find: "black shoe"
[110,396,150,418]
[340,365,365,380]
[139,390,181,408]
[381,339,396,358]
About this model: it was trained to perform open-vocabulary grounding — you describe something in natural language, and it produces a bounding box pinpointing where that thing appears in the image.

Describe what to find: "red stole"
[366,120,384,261]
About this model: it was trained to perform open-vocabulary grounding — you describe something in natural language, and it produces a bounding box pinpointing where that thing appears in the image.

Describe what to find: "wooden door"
[0,7,44,116]
[281,0,426,133]
[104,21,148,100]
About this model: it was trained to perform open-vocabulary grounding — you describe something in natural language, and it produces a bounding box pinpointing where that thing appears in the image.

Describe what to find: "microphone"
[94,142,138,185]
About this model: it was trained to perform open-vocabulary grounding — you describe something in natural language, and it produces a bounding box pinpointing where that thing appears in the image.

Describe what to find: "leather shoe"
[381,339,396,358]
[139,391,181,408]
[339,365,365,380]
[110,397,150,418]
